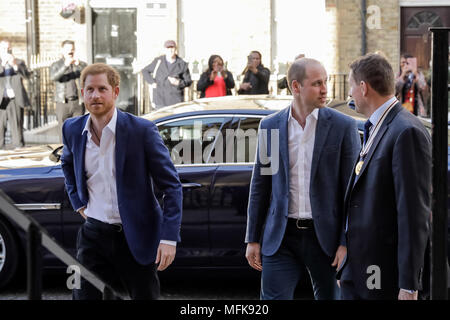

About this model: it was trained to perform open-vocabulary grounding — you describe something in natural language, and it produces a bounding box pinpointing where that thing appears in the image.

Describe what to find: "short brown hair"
[81,63,121,88]
[349,53,394,96]
[61,40,75,47]
[287,58,322,92]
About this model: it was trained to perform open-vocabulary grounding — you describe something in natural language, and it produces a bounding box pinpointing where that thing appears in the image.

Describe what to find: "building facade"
[0,0,448,115]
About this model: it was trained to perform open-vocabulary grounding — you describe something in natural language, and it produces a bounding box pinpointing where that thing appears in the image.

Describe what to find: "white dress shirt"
[287,106,319,220]
[82,108,175,246]
[83,108,120,224]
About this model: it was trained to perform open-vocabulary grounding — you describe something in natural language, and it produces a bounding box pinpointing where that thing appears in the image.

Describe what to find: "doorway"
[401,6,450,73]
[91,8,137,114]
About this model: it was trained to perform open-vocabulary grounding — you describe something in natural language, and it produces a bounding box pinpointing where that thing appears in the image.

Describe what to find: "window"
[407,11,443,29]
[224,116,262,164]
[158,117,232,164]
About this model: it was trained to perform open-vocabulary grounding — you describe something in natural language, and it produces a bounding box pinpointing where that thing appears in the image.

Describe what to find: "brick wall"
[37,0,88,62]
[0,0,27,60]
[1,0,402,82]
[332,0,400,75]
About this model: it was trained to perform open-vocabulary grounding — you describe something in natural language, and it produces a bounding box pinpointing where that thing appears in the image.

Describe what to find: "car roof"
[142,94,368,123]
[142,95,293,122]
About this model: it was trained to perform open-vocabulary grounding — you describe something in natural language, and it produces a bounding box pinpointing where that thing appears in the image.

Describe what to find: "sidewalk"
[23,120,60,145]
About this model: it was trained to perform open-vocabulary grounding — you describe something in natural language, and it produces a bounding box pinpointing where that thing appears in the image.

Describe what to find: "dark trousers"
[0,98,24,149]
[73,218,160,300]
[260,219,340,300]
[56,100,84,142]
[340,280,363,300]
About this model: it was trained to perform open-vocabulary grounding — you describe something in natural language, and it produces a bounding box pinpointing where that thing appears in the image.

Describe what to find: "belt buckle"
[296,219,309,230]
[113,223,123,232]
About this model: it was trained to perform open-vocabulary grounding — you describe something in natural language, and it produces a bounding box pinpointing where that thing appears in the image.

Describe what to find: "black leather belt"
[287,218,314,230]
[86,217,123,232]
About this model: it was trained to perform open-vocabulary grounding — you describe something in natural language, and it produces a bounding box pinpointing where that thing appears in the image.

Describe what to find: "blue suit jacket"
[61,109,183,265]
[339,103,431,299]
[245,105,361,258]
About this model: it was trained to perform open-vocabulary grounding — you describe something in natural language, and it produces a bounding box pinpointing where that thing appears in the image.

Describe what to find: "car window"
[224,116,261,163]
[158,117,232,165]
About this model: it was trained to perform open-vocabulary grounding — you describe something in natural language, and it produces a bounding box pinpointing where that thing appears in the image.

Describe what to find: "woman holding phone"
[238,51,270,95]
[395,53,428,116]
[197,55,235,98]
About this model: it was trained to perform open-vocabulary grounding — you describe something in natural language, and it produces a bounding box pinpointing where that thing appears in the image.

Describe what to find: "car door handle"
[181,183,203,189]
[15,203,62,211]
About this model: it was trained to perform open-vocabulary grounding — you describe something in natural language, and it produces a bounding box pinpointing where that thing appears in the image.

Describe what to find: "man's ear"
[291,80,301,95]
[114,86,120,98]
[360,81,368,97]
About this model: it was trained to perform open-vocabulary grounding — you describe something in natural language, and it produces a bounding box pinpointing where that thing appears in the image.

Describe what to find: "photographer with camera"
[50,40,87,141]
[238,50,270,95]
[395,53,428,116]
[0,39,30,149]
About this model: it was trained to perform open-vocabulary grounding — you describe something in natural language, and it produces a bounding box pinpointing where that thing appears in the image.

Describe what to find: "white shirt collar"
[368,96,397,127]
[288,104,319,123]
[82,108,118,137]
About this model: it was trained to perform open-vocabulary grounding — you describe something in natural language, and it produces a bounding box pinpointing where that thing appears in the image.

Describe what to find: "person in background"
[395,53,428,116]
[142,40,192,109]
[278,54,305,94]
[238,51,270,95]
[50,40,87,142]
[0,40,30,149]
[197,55,235,98]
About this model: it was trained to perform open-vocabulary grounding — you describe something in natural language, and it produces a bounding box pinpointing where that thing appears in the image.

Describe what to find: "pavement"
[23,120,60,145]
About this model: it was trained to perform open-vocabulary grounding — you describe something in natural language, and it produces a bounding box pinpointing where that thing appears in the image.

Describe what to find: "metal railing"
[25,56,350,126]
[0,189,129,300]
[136,72,349,114]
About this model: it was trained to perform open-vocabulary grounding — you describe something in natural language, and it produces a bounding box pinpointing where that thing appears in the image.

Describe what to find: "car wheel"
[0,219,19,288]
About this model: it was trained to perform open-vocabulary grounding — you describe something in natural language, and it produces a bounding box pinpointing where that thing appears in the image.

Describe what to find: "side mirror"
[49,146,63,163]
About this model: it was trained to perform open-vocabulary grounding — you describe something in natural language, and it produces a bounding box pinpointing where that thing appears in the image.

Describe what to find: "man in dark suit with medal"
[337,53,431,300]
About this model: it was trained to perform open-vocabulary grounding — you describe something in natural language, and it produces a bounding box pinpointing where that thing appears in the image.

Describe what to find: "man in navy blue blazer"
[61,63,182,300]
[245,58,360,300]
[337,54,431,300]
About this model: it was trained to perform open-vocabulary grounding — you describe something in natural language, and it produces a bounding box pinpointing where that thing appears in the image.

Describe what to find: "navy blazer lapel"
[310,107,331,182]
[353,103,402,183]
[115,109,128,181]
[278,107,290,185]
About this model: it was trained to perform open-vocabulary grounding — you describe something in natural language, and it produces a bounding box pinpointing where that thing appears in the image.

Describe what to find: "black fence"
[0,188,129,300]
[25,66,350,129]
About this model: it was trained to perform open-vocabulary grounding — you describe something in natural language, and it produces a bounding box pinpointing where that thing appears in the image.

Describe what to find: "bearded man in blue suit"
[245,58,361,300]
[61,63,182,300]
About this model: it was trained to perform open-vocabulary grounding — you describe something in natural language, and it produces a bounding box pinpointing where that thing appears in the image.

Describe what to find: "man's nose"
[91,89,100,98]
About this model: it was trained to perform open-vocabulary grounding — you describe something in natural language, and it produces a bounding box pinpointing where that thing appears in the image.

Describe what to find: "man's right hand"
[240,82,252,91]
[78,207,87,220]
[245,242,262,271]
